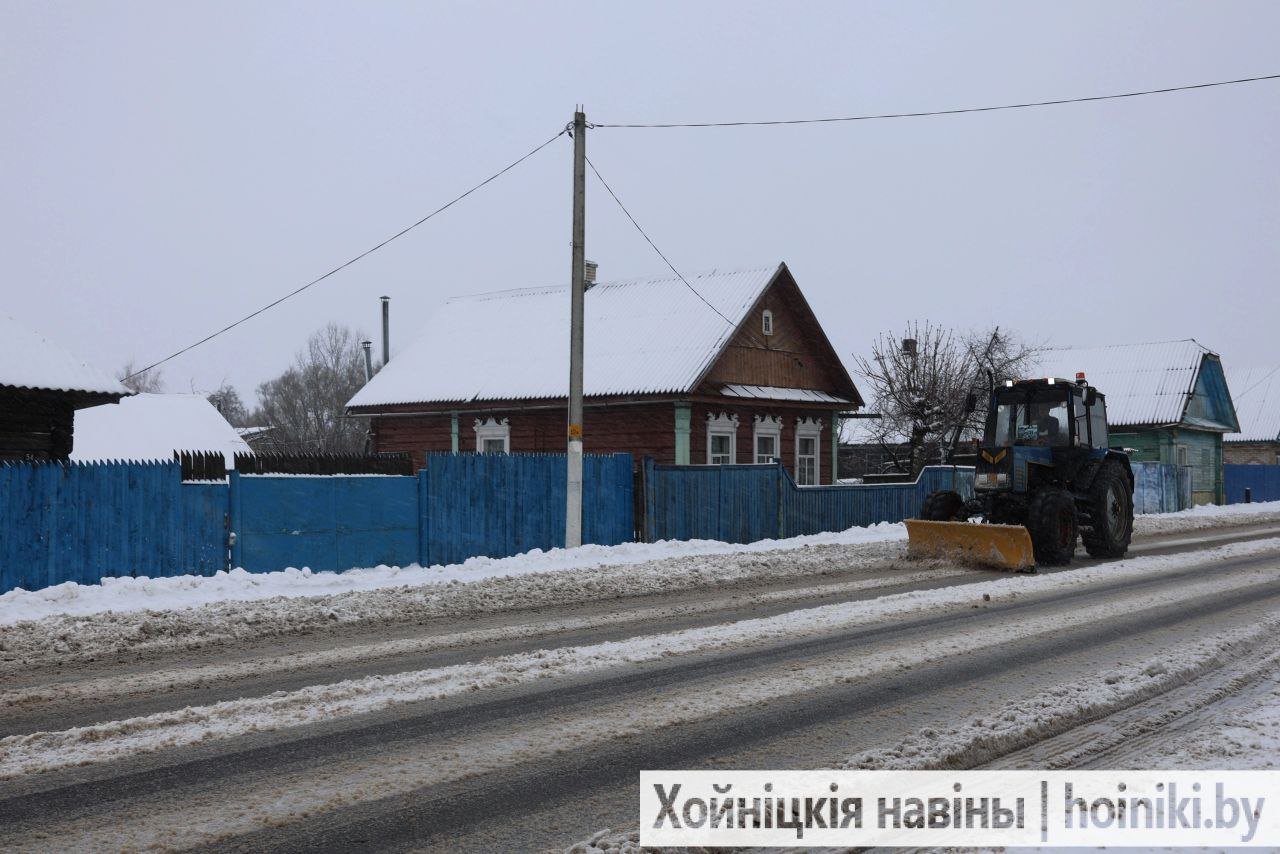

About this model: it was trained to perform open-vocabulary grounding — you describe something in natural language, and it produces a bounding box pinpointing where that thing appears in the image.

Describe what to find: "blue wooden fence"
[644,461,975,544]
[1131,461,1194,514]
[0,461,226,594]
[1225,464,1280,504]
[230,473,419,573]
[1,454,635,593]
[423,452,634,566]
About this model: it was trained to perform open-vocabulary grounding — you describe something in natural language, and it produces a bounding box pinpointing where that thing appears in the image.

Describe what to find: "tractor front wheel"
[920,490,964,521]
[1082,462,1134,558]
[1027,487,1078,566]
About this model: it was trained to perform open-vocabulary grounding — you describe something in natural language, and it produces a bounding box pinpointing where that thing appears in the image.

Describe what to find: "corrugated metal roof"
[348,265,782,407]
[1225,366,1280,442]
[1036,339,1214,427]
[721,384,849,404]
[0,313,127,396]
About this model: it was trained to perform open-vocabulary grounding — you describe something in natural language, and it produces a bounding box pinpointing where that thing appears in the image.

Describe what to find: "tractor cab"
[985,376,1109,451]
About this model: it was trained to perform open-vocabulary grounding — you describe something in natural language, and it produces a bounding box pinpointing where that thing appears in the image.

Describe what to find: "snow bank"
[1132,499,1280,534]
[0,524,906,625]
[1,498,1276,628]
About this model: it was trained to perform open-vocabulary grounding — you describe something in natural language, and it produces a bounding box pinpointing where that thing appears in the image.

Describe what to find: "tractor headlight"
[976,472,1010,489]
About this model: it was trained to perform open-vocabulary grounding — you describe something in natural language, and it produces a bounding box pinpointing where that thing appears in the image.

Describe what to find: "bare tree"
[855,323,1041,476]
[206,383,249,426]
[959,326,1043,437]
[250,323,369,453]
[118,361,164,394]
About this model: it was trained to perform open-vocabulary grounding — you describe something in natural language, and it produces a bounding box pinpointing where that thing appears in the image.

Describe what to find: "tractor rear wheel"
[920,490,964,521]
[1082,461,1134,558]
[1027,487,1078,565]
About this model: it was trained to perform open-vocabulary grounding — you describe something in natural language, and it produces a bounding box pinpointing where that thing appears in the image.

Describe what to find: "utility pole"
[565,108,586,549]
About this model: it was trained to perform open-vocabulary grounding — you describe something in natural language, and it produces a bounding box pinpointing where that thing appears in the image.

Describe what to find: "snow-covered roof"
[1225,366,1280,443]
[348,265,783,408]
[0,313,127,396]
[72,394,251,465]
[721,384,850,404]
[1036,340,1224,428]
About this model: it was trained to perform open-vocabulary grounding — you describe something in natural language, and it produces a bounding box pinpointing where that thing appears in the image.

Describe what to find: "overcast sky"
[3,1,1277,403]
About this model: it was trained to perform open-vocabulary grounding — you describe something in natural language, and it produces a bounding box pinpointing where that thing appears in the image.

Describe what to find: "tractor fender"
[1104,450,1134,488]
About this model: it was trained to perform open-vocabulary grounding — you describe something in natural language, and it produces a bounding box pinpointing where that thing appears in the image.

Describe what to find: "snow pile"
[1132,499,1280,534]
[0,540,910,671]
[5,498,1278,628]
[0,524,907,625]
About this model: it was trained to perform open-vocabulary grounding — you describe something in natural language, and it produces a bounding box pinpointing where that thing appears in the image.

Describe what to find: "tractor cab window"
[1089,397,1109,448]
[990,391,1071,447]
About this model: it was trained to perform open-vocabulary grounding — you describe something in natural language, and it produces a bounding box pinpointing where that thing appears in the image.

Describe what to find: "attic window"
[762,310,774,336]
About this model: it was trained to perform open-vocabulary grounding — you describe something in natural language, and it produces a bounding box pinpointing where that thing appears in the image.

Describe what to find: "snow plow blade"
[904,519,1036,572]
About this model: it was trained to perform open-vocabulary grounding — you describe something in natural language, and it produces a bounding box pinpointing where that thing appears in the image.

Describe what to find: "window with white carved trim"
[762,309,774,336]
[706,412,738,465]
[753,415,782,464]
[474,417,510,454]
[795,417,824,485]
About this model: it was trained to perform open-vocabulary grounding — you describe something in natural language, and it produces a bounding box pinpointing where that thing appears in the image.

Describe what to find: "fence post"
[642,457,655,543]
[418,466,431,566]
[228,469,242,570]
[1245,487,1252,504]
[776,461,786,540]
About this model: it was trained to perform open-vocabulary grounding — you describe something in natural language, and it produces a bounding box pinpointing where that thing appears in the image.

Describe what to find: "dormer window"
[762,309,774,336]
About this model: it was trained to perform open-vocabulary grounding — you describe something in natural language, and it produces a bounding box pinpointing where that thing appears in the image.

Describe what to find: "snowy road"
[1,512,1278,852]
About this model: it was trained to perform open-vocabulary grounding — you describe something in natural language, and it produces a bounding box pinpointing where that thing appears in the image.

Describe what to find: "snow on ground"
[562,620,1280,854]
[3,500,1277,629]
[0,523,907,626]
[5,539,1279,779]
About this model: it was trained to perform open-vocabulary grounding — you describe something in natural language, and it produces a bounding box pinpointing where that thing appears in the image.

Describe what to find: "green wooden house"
[1039,340,1239,504]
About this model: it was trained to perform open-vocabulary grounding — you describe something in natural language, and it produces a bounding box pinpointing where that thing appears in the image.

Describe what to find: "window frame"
[474,417,510,454]
[795,417,824,486]
[706,412,739,465]
[762,309,774,336]
[753,415,782,464]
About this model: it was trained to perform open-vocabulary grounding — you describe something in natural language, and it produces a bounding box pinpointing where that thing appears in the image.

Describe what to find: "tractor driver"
[1029,401,1068,446]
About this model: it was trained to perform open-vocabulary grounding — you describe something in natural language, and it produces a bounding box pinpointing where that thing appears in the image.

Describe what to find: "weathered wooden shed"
[346,263,864,484]
[0,313,128,461]
[1039,340,1238,504]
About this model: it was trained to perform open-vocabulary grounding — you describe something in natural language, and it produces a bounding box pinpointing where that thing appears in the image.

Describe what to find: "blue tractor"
[907,374,1135,569]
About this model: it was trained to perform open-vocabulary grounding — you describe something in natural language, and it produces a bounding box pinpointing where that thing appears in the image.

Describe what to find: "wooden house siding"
[0,387,122,462]
[1111,427,1224,505]
[372,402,680,472]
[699,272,859,403]
[370,399,839,483]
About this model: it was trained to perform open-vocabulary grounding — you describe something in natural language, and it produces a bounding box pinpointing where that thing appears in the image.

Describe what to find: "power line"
[1235,364,1280,401]
[592,72,1280,129]
[126,129,567,380]
[583,152,736,327]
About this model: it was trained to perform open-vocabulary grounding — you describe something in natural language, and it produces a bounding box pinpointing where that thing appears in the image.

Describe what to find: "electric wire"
[125,129,567,380]
[592,72,1280,129]
[583,153,736,327]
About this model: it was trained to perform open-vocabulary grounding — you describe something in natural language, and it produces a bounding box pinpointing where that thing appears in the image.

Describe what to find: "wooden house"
[1039,340,1239,504]
[0,313,128,461]
[1223,366,1280,465]
[347,263,864,484]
